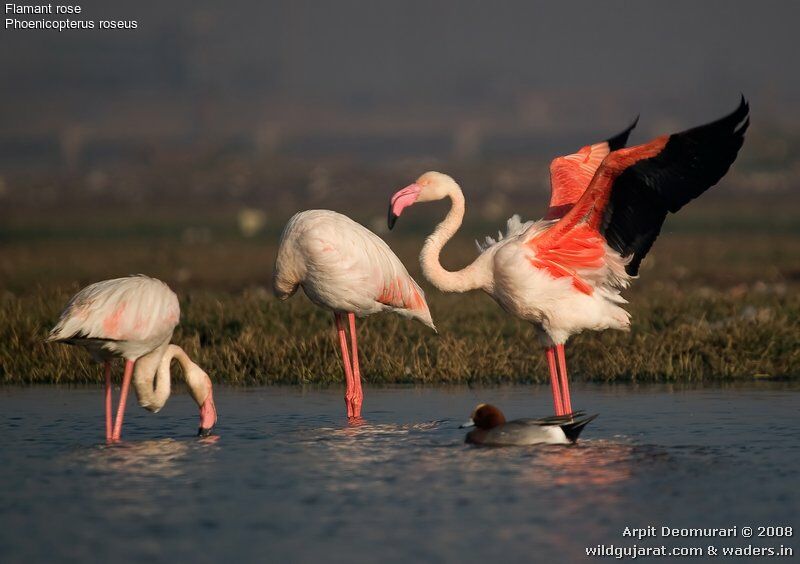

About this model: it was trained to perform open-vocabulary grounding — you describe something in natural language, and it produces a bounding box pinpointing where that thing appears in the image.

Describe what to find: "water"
[1,384,797,563]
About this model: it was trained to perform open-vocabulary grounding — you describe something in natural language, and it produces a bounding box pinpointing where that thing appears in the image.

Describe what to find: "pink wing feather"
[528,136,670,295]
[545,119,638,220]
[49,275,180,343]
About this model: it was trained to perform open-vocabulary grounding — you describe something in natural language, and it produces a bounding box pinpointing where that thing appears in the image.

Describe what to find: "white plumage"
[48,275,180,360]
[273,210,435,419]
[482,218,632,345]
[48,275,217,441]
[274,210,434,329]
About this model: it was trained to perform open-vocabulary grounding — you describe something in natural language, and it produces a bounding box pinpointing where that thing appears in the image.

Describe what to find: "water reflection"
[63,437,221,520]
[84,439,191,479]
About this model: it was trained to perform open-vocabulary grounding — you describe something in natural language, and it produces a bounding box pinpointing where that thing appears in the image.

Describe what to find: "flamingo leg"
[111,360,134,441]
[347,313,363,418]
[334,313,356,418]
[103,361,112,441]
[545,347,565,416]
[555,344,573,415]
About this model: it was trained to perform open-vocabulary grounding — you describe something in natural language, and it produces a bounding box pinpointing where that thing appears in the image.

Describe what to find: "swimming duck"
[460,404,597,446]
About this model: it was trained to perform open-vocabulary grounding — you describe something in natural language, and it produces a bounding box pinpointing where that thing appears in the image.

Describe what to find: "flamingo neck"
[133,344,211,412]
[420,183,490,293]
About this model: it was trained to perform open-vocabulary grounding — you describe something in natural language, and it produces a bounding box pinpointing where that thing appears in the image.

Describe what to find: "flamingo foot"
[347,415,366,427]
[348,394,363,419]
[198,389,218,437]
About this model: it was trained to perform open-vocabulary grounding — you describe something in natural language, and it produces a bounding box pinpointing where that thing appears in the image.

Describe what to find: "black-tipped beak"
[198,426,214,437]
[388,206,398,230]
[459,419,475,429]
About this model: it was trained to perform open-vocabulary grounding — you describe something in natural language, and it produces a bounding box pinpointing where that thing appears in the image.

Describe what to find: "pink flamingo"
[48,275,217,441]
[389,99,749,416]
[273,210,436,419]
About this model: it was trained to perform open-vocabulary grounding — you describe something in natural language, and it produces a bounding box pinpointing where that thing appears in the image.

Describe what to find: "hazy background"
[1,0,798,211]
[2,0,799,293]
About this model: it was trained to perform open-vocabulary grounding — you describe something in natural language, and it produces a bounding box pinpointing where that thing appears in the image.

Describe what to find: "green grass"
[2,202,799,384]
[3,282,799,385]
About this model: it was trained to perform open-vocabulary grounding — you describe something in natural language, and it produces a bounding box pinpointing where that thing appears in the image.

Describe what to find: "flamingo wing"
[48,275,180,343]
[292,211,435,329]
[349,224,432,320]
[528,224,609,295]
[533,97,749,277]
[545,118,639,220]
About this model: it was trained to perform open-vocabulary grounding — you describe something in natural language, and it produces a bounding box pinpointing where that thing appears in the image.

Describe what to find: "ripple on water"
[0,384,797,563]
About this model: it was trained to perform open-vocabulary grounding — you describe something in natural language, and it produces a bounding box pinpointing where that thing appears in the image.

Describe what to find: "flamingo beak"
[388,183,422,230]
[198,384,217,437]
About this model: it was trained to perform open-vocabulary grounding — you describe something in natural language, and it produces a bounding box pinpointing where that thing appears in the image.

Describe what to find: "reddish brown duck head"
[460,403,507,430]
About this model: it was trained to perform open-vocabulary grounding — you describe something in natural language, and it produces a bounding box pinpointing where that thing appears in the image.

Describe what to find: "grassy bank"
[2,284,799,385]
[2,201,799,384]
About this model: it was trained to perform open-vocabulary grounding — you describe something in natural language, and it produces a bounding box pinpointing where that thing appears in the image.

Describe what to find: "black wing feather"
[606,116,640,151]
[602,97,749,275]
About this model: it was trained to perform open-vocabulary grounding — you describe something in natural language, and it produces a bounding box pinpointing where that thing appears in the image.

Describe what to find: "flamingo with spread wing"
[273,210,436,420]
[388,98,749,416]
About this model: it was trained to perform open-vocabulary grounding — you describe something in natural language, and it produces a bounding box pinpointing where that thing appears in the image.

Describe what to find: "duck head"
[460,403,507,429]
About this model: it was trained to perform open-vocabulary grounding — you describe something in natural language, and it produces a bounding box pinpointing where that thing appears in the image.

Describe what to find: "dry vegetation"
[2,197,799,385]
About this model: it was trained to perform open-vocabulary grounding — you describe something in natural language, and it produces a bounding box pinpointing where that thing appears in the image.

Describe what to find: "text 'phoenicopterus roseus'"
[389,98,749,416]
[273,210,436,420]
[48,275,217,441]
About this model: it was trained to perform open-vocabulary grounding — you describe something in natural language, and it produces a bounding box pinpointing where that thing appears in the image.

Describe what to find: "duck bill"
[459,418,475,429]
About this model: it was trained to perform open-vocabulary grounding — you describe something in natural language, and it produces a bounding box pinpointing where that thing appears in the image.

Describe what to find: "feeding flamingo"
[48,275,217,441]
[273,210,436,419]
[389,98,749,416]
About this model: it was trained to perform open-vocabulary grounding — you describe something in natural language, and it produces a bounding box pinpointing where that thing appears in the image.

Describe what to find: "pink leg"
[347,313,364,418]
[556,344,573,415]
[104,361,112,441]
[334,313,356,418]
[546,347,565,416]
[111,360,134,441]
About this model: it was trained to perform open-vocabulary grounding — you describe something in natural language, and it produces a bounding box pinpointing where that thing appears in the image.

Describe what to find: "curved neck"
[420,183,490,293]
[134,344,211,411]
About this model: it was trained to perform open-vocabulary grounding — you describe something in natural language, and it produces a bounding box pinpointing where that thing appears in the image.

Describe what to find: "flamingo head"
[388,171,457,229]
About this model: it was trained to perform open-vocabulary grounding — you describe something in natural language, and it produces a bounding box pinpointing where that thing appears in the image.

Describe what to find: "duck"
[460,403,597,446]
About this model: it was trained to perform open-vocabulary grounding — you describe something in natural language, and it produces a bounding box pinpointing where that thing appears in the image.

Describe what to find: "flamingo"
[273,210,436,419]
[388,98,749,416]
[48,275,218,441]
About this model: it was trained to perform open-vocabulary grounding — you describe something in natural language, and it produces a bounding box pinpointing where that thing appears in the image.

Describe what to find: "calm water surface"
[1,384,798,563]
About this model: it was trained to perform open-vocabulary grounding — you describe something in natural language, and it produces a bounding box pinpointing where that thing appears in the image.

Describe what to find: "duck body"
[462,404,597,446]
[466,419,573,446]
